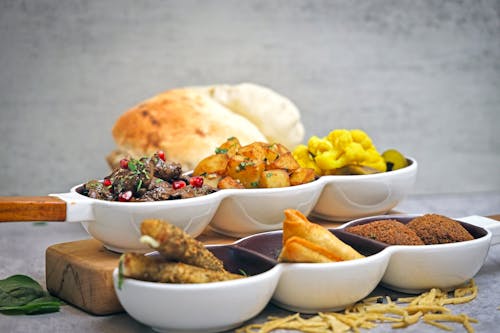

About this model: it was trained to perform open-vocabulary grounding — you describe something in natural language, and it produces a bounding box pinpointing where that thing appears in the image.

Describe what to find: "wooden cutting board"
[44,217,342,315]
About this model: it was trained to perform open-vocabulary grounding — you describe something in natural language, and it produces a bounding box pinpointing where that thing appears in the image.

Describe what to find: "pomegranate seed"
[103,179,112,187]
[189,176,204,188]
[118,190,133,202]
[172,180,186,190]
[120,158,129,169]
[157,150,166,161]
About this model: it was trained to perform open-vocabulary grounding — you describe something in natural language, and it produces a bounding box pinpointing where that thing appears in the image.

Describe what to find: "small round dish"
[272,253,389,313]
[233,229,390,313]
[53,185,222,253]
[208,178,322,237]
[311,157,417,221]
[336,214,498,293]
[113,246,281,333]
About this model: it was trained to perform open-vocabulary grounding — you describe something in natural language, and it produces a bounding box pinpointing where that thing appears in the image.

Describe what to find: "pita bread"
[108,89,267,171]
[189,83,305,150]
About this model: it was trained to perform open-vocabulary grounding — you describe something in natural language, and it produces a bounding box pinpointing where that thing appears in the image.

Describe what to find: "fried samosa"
[278,236,344,263]
[279,209,364,262]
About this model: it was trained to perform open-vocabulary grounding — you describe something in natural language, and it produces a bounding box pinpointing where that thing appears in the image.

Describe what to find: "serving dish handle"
[0,196,67,222]
[460,215,500,246]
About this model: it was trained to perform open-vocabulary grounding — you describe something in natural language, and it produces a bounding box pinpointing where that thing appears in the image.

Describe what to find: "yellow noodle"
[236,279,479,333]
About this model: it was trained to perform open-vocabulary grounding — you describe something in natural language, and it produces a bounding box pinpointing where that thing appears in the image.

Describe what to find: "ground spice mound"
[346,219,424,245]
[407,214,474,245]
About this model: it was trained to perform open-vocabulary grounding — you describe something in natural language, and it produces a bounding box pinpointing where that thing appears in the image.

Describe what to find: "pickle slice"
[382,149,408,171]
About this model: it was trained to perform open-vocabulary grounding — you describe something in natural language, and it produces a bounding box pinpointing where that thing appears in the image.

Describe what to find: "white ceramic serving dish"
[271,252,389,313]
[113,246,281,333]
[2,157,416,252]
[208,179,322,237]
[113,214,500,332]
[337,214,500,293]
[311,157,417,221]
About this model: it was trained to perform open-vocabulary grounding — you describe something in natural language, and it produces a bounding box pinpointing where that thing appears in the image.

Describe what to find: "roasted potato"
[216,137,241,158]
[260,169,291,188]
[193,154,228,176]
[201,174,222,188]
[192,138,316,188]
[227,155,265,188]
[267,152,300,172]
[290,167,316,186]
[238,142,268,161]
[217,176,245,189]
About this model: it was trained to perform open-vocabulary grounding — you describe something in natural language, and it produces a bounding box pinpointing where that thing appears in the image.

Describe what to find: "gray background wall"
[1,0,499,196]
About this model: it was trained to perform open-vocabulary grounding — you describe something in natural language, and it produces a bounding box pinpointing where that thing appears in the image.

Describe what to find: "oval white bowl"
[51,157,417,252]
[113,215,499,331]
[113,264,282,333]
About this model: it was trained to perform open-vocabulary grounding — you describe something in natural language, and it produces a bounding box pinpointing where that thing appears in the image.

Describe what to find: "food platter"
[0,157,417,252]
[113,214,500,332]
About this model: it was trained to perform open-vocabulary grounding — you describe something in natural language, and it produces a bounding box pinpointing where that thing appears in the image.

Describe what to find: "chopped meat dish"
[346,219,425,245]
[407,214,474,245]
[80,151,217,202]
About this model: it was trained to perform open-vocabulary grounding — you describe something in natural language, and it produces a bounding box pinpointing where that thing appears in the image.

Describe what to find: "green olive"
[382,149,408,171]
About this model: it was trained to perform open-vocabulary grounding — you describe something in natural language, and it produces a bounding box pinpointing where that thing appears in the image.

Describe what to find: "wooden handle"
[0,196,66,222]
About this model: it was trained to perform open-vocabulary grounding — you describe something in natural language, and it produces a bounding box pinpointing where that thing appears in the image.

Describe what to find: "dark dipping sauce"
[79,152,217,202]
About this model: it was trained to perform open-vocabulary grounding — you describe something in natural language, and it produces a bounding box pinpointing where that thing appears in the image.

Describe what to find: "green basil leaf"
[0,275,44,307]
[0,275,63,315]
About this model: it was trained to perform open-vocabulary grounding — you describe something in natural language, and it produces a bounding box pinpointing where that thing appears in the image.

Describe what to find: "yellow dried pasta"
[236,280,479,333]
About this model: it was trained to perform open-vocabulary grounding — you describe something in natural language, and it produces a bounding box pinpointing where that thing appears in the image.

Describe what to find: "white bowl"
[337,214,498,293]
[233,229,390,313]
[311,157,417,221]
[272,252,389,313]
[47,157,416,251]
[114,215,500,331]
[208,179,322,237]
[113,246,281,333]
[53,185,221,253]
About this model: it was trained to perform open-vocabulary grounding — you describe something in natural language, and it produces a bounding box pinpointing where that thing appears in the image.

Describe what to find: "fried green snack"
[140,219,224,271]
[121,253,243,283]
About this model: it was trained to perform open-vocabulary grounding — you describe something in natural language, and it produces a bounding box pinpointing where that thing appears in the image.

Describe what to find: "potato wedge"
[259,169,290,188]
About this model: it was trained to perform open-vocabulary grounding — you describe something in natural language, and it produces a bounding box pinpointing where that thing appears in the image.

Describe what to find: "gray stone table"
[1,191,499,333]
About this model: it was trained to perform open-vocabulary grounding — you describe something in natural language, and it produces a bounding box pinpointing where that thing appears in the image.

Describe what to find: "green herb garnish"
[136,179,143,192]
[250,181,259,187]
[215,148,228,154]
[118,256,125,290]
[0,275,63,315]
[236,161,255,171]
[128,160,138,172]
